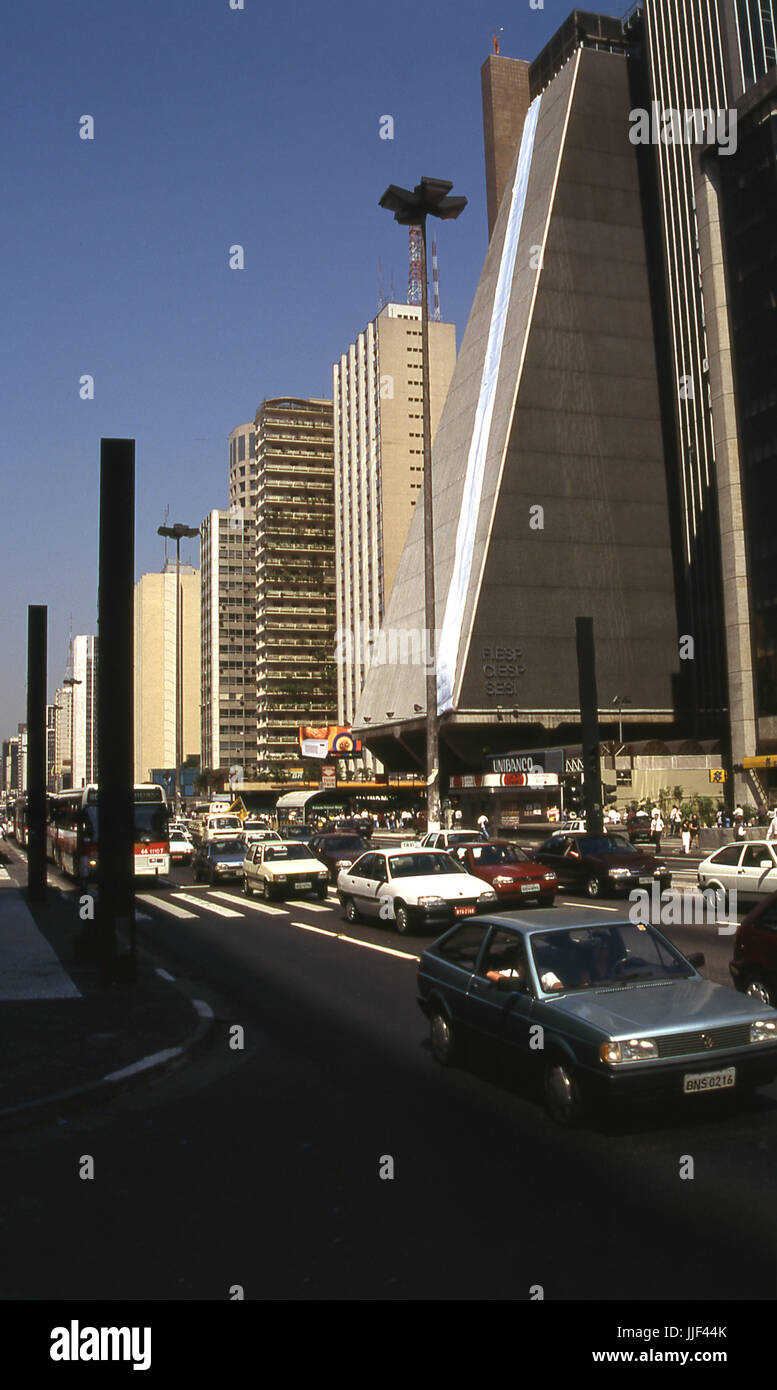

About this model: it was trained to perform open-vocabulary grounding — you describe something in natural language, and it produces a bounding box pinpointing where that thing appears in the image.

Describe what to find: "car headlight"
[542,872,556,882]
[608,867,632,878]
[417,895,446,908]
[750,1020,777,1044]
[492,875,515,886]
[600,1038,659,1064]
[654,865,667,875]
[478,889,498,901]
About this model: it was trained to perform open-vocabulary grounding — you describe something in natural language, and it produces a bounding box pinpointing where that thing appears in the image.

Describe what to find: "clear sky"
[1,0,570,737]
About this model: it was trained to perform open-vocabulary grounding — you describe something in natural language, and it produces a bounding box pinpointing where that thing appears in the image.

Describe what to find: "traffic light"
[603,783,618,805]
[565,775,583,814]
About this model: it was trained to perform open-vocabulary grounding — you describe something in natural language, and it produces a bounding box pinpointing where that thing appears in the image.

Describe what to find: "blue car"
[193,837,245,885]
[417,908,777,1126]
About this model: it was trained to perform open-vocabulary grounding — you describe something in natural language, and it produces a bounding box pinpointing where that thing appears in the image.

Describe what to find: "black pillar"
[96,439,136,983]
[26,606,47,902]
[575,617,603,837]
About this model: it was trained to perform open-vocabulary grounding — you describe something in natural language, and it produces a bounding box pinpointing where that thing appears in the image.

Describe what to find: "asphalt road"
[1,849,775,1302]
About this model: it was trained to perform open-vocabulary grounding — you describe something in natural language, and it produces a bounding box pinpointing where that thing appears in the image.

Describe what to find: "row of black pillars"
[28,439,136,985]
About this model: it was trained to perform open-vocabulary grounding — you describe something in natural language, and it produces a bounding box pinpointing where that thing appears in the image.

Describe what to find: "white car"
[169,829,194,865]
[201,814,243,843]
[337,848,498,935]
[242,824,282,846]
[243,841,328,901]
[698,840,777,906]
[417,829,486,850]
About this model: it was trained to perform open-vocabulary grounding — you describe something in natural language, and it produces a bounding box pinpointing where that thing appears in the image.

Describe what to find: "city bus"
[47,783,170,883]
[12,796,28,847]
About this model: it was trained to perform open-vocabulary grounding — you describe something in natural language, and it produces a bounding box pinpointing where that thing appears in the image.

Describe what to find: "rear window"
[212,839,243,854]
[322,837,364,852]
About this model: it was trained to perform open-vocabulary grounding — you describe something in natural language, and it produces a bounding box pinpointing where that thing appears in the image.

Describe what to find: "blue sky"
[1,0,570,736]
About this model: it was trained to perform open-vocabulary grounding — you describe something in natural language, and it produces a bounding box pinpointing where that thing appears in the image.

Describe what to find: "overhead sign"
[320,765,336,789]
[450,772,558,789]
[742,756,776,769]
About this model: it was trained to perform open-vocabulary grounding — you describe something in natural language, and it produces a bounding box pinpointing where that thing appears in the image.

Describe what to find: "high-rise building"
[253,397,336,776]
[228,421,258,512]
[71,636,97,789]
[53,684,73,790]
[333,303,456,759]
[200,507,257,780]
[134,562,201,783]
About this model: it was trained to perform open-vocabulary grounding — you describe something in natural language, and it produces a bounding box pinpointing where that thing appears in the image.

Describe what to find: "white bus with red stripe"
[47,783,170,883]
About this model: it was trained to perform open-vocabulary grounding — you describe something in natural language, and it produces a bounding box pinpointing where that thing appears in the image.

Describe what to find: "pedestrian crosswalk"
[137,886,340,925]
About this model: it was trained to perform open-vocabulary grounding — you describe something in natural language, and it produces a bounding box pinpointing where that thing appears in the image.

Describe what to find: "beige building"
[134,564,201,783]
[53,684,73,790]
[333,302,456,760]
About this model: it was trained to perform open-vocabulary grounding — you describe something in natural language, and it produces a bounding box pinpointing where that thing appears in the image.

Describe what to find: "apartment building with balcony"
[253,397,336,776]
[200,507,258,779]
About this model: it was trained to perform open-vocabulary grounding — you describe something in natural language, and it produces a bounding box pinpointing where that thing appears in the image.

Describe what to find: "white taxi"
[337,848,498,935]
[243,840,328,901]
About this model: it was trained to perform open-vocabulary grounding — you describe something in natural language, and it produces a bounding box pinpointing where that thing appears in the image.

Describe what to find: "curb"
[0,995,218,1135]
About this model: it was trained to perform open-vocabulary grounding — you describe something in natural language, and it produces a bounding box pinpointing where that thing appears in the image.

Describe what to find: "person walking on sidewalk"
[681,818,692,856]
[767,808,777,842]
[651,808,664,854]
[689,812,701,852]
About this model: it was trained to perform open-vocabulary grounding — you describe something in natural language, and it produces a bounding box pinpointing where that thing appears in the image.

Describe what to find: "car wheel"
[395,902,412,935]
[262,879,275,902]
[316,884,327,899]
[209,870,216,887]
[743,975,775,1008]
[585,875,602,899]
[243,877,253,897]
[706,880,729,914]
[343,897,361,924]
[429,1010,457,1066]
[543,1055,586,1127]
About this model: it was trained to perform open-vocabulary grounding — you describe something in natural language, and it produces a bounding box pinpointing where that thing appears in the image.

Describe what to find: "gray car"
[698,840,777,908]
[417,908,777,1126]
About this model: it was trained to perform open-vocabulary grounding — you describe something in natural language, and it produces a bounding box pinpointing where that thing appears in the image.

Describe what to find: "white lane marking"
[285,899,329,913]
[193,999,214,1018]
[105,1047,182,1081]
[171,892,243,918]
[137,893,197,920]
[289,922,418,960]
[558,901,622,912]
[0,867,11,880]
[212,893,288,916]
[155,967,176,981]
[290,921,338,938]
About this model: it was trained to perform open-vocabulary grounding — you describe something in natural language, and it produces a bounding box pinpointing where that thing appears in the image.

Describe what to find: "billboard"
[299,726,362,759]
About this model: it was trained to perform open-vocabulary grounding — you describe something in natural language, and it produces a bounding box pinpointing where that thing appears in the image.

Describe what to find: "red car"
[451,839,557,906]
[730,889,777,1006]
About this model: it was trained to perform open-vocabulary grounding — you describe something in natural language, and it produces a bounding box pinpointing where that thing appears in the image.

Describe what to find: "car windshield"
[466,843,528,865]
[576,835,634,855]
[323,837,364,852]
[212,839,243,855]
[447,831,482,844]
[388,852,464,878]
[134,806,169,844]
[529,924,693,993]
[265,844,314,861]
[212,818,239,830]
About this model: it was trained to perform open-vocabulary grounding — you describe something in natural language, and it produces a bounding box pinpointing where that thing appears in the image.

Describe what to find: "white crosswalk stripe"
[209,891,288,916]
[137,893,198,919]
[170,891,244,918]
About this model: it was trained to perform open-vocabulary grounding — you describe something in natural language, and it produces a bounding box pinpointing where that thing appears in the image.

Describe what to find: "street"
[0,840,774,1301]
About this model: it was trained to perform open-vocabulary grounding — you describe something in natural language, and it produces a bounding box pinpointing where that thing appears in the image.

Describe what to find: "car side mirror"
[687,952,705,968]
[760,860,772,870]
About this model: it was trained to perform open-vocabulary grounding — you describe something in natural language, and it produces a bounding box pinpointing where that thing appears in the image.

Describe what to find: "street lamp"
[158,522,199,814]
[379,176,466,829]
[612,694,632,751]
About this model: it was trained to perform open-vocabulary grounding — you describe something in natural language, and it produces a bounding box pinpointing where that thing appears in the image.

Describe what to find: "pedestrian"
[454,806,463,825]
[689,812,701,851]
[681,818,691,855]
[477,812,489,837]
[733,806,746,840]
[651,808,664,853]
[670,805,682,837]
[768,808,777,842]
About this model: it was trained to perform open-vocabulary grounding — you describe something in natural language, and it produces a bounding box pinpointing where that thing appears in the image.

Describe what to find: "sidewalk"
[0,849,216,1132]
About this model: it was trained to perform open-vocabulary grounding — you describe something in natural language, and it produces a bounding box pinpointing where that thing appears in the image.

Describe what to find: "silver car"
[698,840,777,908]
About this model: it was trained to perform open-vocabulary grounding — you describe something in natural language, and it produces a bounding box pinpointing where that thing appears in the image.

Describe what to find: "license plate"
[296,881,311,889]
[454,905,476,916]
[683,1067,736,1094]
[638,876,653,885]
[521,882,539,893]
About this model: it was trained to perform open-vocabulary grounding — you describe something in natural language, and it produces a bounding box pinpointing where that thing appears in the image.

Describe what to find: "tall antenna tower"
[432,238,441,321]
[407,225,424,306]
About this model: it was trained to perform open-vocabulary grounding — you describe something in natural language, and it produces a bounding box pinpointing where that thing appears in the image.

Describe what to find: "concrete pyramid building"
[355,44,681,770]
